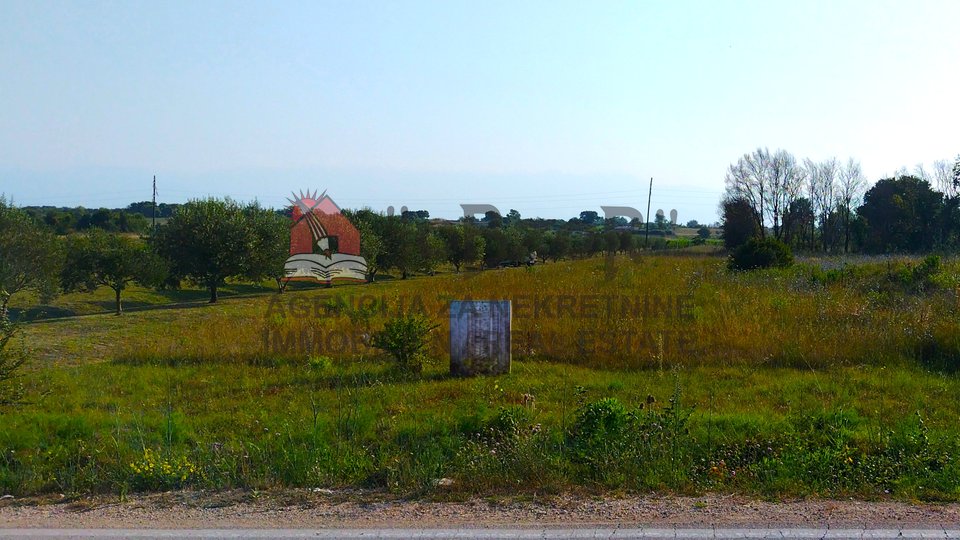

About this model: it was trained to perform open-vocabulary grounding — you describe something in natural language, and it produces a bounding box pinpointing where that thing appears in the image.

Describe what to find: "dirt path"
[2,491,959,529]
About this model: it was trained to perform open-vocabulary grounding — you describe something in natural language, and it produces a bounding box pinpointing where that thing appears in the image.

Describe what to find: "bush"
[911,255,942,292]
[370,313,439,374]
[728,238,793,271]
[567,397,634,471]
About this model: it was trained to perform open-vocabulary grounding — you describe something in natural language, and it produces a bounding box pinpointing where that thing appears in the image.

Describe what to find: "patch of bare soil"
[1,491,959,529]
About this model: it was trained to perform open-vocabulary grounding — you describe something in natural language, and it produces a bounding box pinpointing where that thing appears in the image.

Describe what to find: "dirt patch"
[2,491,959,529]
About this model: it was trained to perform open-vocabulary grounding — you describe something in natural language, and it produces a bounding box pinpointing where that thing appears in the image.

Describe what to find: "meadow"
[4,252,960,500]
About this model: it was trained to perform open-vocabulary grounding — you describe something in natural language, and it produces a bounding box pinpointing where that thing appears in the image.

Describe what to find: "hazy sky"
[2,1,958,222]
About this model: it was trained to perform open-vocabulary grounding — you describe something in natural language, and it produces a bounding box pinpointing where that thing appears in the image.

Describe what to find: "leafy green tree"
[618,231,634,253]
[782,197,814,249]
[697,226,711,240]
[481,227,508,267]
[569,234,587,258]
[62,229,168,315]
[579,210,601,226]
[243,205,291,293]
[721,196,761,250]
[400,209,430,220]
[857,176,942,252]
[603,231,620,254]
[655,212,669,231]
[417,224,448,275]
[521,227,544,261]
[482,210,503,229]
[0,196,63,322]
[438,224,485,272]
[343,209,385,282]
[378,216,418,279]
[546,231,571,262]
[482,227,525,267]
[154,198,254,303]
[587,232,605,255]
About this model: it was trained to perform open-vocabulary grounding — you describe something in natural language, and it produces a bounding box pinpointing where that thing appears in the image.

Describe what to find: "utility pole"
[152,175,157,232]
[644,177,653,248]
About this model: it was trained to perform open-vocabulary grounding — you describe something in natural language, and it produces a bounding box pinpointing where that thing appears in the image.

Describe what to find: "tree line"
[721,148,960,253]
[1,196,703,319]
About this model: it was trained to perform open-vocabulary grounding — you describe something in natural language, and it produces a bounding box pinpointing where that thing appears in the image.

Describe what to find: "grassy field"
[4,252,960,500]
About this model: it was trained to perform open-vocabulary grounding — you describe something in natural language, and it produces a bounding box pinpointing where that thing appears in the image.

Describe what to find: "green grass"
[4,254,960,500]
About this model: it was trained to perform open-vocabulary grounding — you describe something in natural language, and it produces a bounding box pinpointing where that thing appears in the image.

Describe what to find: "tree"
[602,231,620,254]
[62,229,168,315]
[244,205,291,293]
[654,212,668,231]
[438,224,484,272]
[954,155,960,192]
[400,209,429,221]
[154,198,255,303]
[378,216,418,279]
[720,196,761,250]
[546,231,571,262]
[932,159,957,198]
[579,211,601,226]
[782,197,814,249]
[416,224,447,275]
[806,158,839,251]
[837,158,867,253]
[482,211,503,229]
[618,231,635,253]
[766,149,804,240]
[343,209,385,282]
[0,196,63,322]
[482,227,524,267]
[857,176,942,252]
[724,148,803,241]
[0,317,27,407]
[686,220,700,228]
[724,149,770,237]
[521,227,544,261]
[697,226,711,240]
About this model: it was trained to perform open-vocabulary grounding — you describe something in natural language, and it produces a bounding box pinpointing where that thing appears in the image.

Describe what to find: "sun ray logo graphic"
[283,189,367,286]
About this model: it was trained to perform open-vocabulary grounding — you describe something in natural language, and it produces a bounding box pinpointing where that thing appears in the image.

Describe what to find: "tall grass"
[5,253,960,499]
[31,253,958,372]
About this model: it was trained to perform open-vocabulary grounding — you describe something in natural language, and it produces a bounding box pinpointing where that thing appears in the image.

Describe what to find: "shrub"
[911,255,941,292]
[567,397,633,468]
[370,313,439,374]
[728,237,793,271]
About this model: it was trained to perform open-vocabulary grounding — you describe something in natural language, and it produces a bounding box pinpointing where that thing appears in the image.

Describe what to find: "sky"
[1,0,958,223]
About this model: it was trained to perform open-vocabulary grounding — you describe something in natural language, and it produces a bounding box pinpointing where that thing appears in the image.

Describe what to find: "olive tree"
[62,229,168,314]
[244,204,291,293]
[0,196,63,322]
[155,198,255,303]
[0,317,27,407]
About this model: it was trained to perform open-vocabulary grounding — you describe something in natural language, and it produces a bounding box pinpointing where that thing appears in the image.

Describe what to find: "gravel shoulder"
[2,491,960,529]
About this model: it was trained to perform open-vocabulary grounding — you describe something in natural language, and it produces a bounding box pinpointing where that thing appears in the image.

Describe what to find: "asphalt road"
[1,528,958,539]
